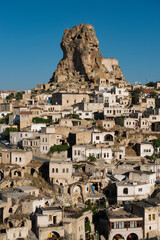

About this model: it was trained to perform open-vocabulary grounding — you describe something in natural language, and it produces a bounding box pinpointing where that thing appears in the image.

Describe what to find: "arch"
[67,187,71,195]
[113,234,125,240]
[31,168,36,176]
[10,181,14,187]
[9,221,13,228]
[51,231,60,238]
[9,208,12,213]
[123,188,128,194]
[21,221,25,227]
[85,217,89,223]
[0,171,4,181]
[127,233,138,240]
[104,134,113,141]
[14,171,21,177]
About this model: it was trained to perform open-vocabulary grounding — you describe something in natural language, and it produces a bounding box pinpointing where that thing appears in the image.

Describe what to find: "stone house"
[19,111,33,130]
[129,171,156,185]
[132,201,159,239]
[74,110,93,120]
[104,106,130,118]
[92,131,114,145]
[49,159,73,186]
[10,131,35,146]
[69,130,92,146]
[0,102,13,112]
[52,92,89,106]
[64,210,94,240]
[40,133,63,154]
[5,226,30,240]
[59,118,89,128]
[72,144,112,163]
[22,137,40,153]
[116,178,155,204]
[140,159,160,178]
[0,148,32,166]
[35,206,64,240]
[77,102,104,112]
[111,145,125,160]
[30,106,42,116]
[16,186,39,197]
[31,123,46,132]
[98,206,143,240]
[96,119,115,130]
[51,113,62,123]
[136,142,155,157]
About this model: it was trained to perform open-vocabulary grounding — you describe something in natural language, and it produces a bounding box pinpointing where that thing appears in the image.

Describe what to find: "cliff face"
[49,23,126,89]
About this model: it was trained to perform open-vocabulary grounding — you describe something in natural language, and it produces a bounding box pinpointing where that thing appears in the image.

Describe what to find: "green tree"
[149,92,158,98]
[3,127,18,140]
[0,113,12,124]
[15,92,22,100]
[152,139,160,153]
[132,88,142,104]
[146,82,155,87]
[120,115,125,127]
[6,93,15,100]
[87,155,96,162]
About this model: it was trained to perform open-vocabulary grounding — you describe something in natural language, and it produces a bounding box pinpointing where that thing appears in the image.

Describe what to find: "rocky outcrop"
[49,23,126,90]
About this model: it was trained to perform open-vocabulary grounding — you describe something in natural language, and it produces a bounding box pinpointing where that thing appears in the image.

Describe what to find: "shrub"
[32,117,52,124]
[4,127,18,140]
[48,144,69,154]
[87,155,96,162]
[65,114,81,119]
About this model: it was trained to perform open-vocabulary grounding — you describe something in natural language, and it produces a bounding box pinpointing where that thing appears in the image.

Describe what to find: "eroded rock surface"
[49,23,126,90]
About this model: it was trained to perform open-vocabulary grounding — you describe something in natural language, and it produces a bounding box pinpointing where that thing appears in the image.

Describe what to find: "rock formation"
[49,23,126,90]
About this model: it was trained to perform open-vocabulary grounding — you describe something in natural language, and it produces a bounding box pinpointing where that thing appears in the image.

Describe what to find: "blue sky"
[0,0,160,90]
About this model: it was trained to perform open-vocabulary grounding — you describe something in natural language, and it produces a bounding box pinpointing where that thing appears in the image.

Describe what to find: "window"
[66,168,69,173]
[149,226,151,230]
[129,221,137,228]
[19,232,21,237]
[148,214,151,221]
[15,157,17,162]
[56,168,58,173]
[96,136,100,140]
[153,214,155,220]
[138,188,142,192]
[104,153,106,158]
[123,188,128,194]
[63,169,65,173]
[52,168,54,173]
[78,150,80,155]
[19,157,21,162]
[113,222,124,229]
[107,153,109,158]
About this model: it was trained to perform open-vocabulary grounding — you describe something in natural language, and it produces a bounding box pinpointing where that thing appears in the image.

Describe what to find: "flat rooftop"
[106,207,142,220]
